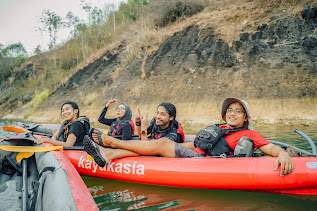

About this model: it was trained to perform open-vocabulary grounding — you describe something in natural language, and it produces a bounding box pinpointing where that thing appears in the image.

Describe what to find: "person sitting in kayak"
[135,102,184,143]
[35,101,90,146]
[84,97,293,176]
[98,99,134,140]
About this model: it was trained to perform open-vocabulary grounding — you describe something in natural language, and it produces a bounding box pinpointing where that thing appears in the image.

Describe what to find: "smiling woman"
[34,101,90,146]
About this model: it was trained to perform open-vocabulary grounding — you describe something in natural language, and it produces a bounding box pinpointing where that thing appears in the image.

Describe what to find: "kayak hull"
[63,150,317,195]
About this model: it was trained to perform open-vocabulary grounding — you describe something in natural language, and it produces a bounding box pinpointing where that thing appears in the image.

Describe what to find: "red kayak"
[63,150,317,195]
[13,123,317,195]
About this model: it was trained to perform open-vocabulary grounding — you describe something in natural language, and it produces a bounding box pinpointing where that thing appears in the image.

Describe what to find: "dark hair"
[158,102,176,118]
[157,102,178,128]
[61,101,79,118]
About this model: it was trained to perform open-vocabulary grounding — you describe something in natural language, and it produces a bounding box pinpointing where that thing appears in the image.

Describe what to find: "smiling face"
[225,102,248,128]
[61,104,78,122]
[115,104,126,119]
[155,106,174,129]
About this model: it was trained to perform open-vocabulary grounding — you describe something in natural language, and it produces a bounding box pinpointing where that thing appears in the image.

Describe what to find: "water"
[1,119,317,210]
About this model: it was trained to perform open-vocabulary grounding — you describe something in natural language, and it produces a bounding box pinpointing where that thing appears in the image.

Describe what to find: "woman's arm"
[35,122,81,147]
[35,133,76,147]
[98,106,117,125]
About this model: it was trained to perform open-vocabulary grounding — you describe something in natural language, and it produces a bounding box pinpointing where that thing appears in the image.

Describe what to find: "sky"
[0,0,125,55]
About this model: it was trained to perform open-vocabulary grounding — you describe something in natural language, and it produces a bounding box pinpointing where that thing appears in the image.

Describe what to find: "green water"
[1,119,317,210]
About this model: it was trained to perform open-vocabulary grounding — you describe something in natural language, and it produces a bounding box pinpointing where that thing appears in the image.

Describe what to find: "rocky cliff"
[2,2,317,128]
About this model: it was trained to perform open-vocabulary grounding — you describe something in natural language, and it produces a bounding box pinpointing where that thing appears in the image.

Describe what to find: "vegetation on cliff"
[0,0,316,126]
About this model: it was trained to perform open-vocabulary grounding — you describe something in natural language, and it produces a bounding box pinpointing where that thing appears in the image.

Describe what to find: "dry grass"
[55,0,315,75]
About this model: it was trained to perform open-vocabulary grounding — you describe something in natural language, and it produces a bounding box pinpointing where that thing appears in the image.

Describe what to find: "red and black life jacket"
[150,120,184,143]
[109,120,135,137]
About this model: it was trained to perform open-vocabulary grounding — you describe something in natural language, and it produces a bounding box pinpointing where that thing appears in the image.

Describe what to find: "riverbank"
[2,98,316,134]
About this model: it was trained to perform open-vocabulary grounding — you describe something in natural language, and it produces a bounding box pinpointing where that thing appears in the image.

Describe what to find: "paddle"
[2,126,28,133]
[0,145,84,152]
[0,145,95,162]
[3,126,141,139]
[2,126,53,136]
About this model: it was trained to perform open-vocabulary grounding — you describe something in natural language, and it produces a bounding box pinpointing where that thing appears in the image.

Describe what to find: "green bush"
[30,89,50,110]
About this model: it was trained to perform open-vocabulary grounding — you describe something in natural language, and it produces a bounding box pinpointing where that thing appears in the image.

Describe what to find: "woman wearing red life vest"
[98,99,135,140]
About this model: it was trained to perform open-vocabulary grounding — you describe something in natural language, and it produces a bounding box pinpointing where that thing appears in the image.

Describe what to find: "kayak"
[14,124,317,195]
[0,135,98,210]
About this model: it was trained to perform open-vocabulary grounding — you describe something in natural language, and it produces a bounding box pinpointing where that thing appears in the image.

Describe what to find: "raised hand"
[106,98,117,108]
[141,112,149,131]
[135,108,142,126]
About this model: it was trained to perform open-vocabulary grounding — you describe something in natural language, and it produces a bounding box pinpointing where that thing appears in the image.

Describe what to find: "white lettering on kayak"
[307,162,317,168]
[107,160,115,172]
[78,156,145,175]
[93,161,99,173]
[78,156,85,168]
[123,163,131,174]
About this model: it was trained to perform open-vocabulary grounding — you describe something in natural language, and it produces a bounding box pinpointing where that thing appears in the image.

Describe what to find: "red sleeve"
[224,130,271,150]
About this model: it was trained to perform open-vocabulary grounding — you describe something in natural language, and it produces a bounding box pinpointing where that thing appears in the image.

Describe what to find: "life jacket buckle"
[220,153,227,158]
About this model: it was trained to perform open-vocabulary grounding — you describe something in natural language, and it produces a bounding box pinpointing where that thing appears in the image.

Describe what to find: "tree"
[37,10,64,51]
[118,0,149,21]
[65,11,81,37]
[37,10,64,67]
[0,42,28,82]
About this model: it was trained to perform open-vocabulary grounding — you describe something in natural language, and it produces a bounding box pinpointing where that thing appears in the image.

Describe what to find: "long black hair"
[61,101,79,118]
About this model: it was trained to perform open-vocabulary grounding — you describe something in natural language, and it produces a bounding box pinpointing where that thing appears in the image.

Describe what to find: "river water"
[1,119,316,210]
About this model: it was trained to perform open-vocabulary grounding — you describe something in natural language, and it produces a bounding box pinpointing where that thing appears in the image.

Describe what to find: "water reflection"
[86,179,181,210]
[83,177,317,211]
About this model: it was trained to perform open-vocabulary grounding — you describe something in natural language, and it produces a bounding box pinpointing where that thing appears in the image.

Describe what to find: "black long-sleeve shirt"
[98,106,133,140]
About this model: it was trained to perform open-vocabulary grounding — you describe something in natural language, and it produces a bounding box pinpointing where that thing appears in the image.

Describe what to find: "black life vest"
[194,124,245,156]
[109,120,135,137]
[57,116,90,142]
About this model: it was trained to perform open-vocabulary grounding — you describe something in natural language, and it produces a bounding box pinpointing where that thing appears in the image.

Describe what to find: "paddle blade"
[0,145,64,152]
[16,152,35,162]
[87,155,94,161]
[3,126,28,133]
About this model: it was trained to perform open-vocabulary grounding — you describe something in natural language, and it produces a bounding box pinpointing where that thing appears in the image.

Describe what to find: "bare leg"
[99,147,140,162]
[179,142,195,149]
[92,131,176,157]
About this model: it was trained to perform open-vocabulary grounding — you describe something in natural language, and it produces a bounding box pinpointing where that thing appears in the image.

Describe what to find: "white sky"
[0,0,125,55]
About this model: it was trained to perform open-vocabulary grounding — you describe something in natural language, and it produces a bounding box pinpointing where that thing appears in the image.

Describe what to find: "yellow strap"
[0,145,63,152]
[16,152,35,162]
[87,155,94,161]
